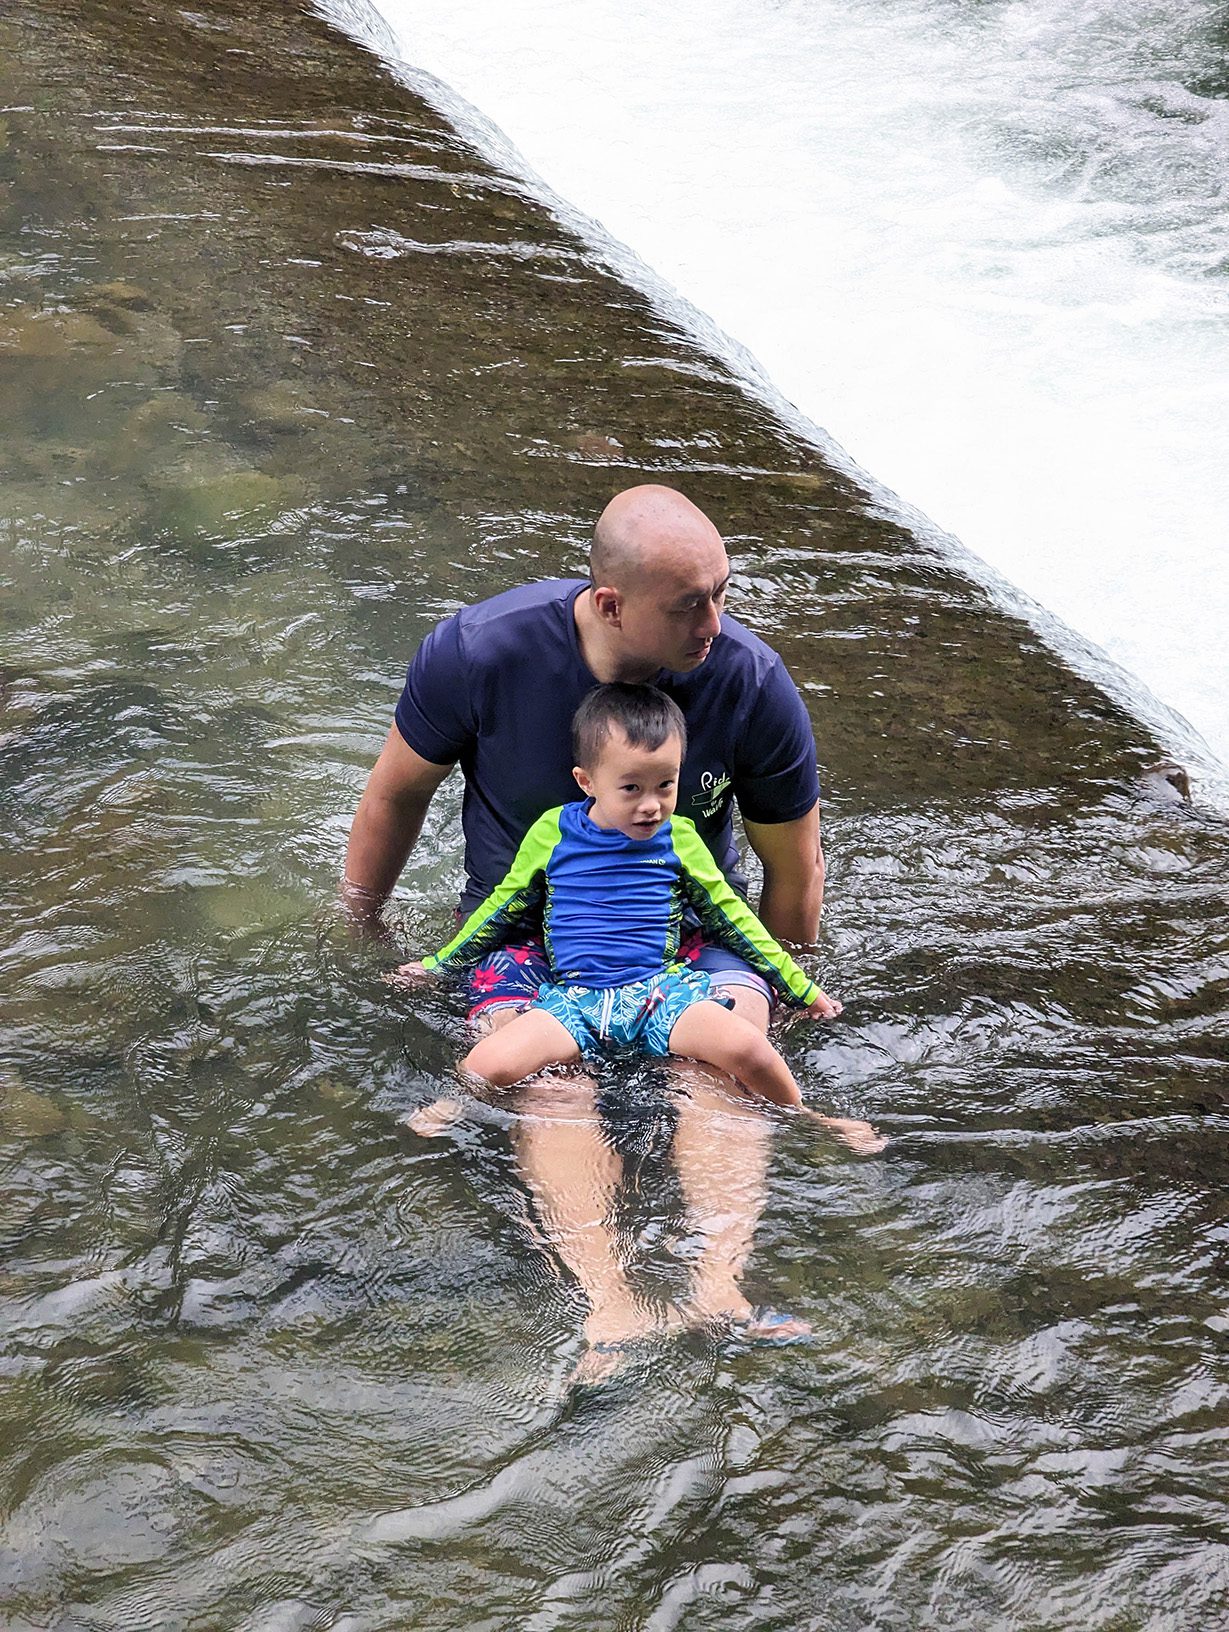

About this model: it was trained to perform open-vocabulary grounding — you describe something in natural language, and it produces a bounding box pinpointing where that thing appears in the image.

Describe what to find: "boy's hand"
[806,990,843,1019]
[403,1097,464,1136]
[385,960,433,990]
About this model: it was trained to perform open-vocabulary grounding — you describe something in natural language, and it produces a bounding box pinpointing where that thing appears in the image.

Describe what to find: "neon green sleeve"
[670,817,820,1007]
[423,807,564,978]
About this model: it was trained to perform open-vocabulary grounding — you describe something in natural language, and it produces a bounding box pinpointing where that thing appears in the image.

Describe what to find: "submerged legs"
[512,1071,658,1359]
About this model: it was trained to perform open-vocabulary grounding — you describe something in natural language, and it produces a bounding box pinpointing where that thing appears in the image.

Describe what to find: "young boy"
[400,683,883,1151]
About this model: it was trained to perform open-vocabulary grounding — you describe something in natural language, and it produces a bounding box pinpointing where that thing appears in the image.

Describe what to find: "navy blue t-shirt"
[395,579,819,914]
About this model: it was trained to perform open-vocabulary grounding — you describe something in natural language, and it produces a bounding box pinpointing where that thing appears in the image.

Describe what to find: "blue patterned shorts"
[464,934,770,1018]
[532,967,732,1059]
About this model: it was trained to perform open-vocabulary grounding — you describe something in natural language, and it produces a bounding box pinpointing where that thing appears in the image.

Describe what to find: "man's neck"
[572,589,657,684]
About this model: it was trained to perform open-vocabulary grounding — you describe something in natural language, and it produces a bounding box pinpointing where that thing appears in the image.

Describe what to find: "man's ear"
[591,585,621,628]
[573,765,594,796]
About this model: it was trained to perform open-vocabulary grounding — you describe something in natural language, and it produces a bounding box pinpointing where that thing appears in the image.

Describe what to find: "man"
[345,483,830,1020]
[346,483,834,1372]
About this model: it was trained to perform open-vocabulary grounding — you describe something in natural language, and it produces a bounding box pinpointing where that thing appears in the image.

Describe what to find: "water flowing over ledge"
[330,0,1229,786]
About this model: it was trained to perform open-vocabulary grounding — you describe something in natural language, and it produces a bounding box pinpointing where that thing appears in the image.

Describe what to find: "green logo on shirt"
[692,770,731,820]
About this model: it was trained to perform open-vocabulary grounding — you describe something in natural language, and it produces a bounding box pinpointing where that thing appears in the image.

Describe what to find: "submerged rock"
[86,279,153,313]
[1136,760,1192,804]
[0,304,116,358]
[239,382,319,437]
[130,393,208,431]
[147,468,305,541]
[567,430,625,461]
[0,1074,67,1138]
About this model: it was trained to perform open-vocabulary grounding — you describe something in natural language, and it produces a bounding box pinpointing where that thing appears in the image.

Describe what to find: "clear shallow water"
[2,3,1229,1628]
[338,0,1229,780]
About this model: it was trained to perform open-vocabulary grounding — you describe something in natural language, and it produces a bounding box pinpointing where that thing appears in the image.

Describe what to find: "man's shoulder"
[709,614,784,678]
[668,616,792,712]
[454,578,585,639]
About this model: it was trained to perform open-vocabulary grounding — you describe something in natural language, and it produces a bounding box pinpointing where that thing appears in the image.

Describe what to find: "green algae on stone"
[146,468,308,543]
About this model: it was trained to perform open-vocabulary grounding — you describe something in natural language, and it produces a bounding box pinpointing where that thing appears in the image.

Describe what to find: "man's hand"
[805,990,843,1019]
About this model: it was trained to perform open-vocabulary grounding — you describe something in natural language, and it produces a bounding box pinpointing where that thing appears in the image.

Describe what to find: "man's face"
[575,726,682,841]
[612,541,730,675]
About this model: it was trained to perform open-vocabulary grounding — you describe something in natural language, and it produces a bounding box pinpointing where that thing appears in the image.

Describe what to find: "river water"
[331,0,1229,782]
[2,2,1228,1629]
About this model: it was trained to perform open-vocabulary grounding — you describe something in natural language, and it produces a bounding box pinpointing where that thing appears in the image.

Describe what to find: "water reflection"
[2,0,1228,1627]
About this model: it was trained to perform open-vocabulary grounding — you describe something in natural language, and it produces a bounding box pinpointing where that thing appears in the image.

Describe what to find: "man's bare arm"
[743,804,825,945]
[342,727,454,930]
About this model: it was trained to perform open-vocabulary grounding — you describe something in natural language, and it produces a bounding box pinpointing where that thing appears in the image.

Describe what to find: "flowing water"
[328,0,1229,780]
[2,2,1228,1628]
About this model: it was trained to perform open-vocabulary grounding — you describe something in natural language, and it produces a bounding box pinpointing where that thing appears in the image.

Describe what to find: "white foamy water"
[324,0,1229,781]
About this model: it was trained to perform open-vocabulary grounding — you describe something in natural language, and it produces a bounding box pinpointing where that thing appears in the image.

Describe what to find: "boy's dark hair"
[572,683,687,769]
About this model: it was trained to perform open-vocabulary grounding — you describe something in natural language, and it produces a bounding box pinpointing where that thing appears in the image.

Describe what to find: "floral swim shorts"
[532,966,732,1059]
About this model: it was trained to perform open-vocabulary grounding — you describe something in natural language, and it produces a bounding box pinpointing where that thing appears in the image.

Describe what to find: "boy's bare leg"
[461,1006,581,1087]
[669,1000,887,1152]
[668,1000,803,1106]
[405,1005,579,1133]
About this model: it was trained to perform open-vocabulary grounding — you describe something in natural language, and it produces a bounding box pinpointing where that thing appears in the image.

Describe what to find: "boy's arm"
[671,818,827,1009]
[420,808,563,979]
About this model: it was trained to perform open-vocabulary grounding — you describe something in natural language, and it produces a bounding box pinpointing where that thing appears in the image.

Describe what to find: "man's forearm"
[342,730,455,932]
[343,788,432,921]
[744,807,826,946]
[757,849,825,945]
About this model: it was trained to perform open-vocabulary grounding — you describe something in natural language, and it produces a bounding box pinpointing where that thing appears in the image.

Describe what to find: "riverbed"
[2,3,1228,1628]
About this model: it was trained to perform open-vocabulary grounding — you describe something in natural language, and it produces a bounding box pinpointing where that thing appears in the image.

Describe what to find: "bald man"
[345,485,829,1033]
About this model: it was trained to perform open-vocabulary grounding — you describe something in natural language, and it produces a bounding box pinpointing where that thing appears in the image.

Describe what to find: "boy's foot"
[807,1112,888,1154]
[403,1097,464,1137]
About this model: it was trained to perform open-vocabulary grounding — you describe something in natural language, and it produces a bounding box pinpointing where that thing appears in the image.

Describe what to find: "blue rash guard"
[423,801,820,1009]
[394,579,820,914]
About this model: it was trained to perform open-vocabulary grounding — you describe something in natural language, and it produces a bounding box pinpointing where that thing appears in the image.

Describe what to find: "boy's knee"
[717,1021,771,1077]
[459,1044,500,1087]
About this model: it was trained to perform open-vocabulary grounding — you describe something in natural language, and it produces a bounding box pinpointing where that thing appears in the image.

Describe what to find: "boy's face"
[574,725,682,841]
